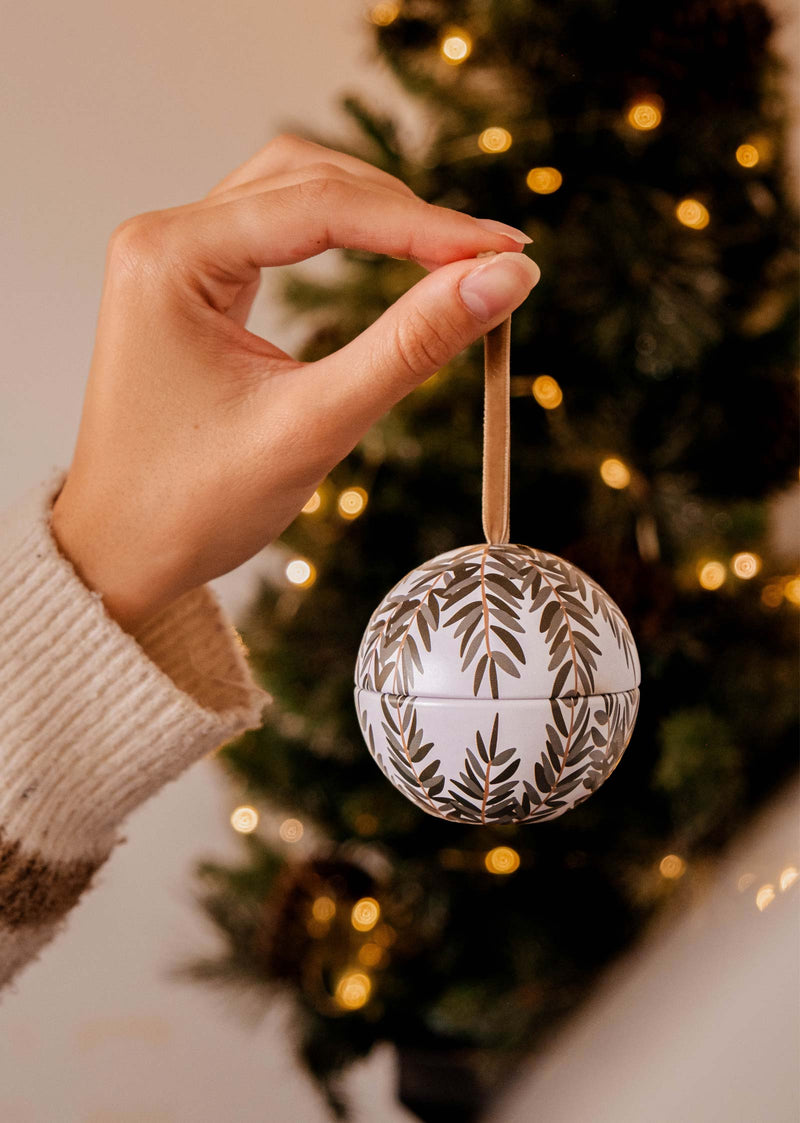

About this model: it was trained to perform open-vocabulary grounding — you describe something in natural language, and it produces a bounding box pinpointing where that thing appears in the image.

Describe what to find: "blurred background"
[1,2,798,1121]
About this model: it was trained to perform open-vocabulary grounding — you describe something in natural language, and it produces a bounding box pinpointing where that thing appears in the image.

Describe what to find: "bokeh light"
[676,198,710,230]
[230,805,258,833]
[532,375,563,409]
[440,27,472,64]
[526,167,562,194]
[698,561,726,590]
[358,942,385,968]
[600,457,631,489]
[784,578,800,605]
[755,884,775,911]
[368,2,399,26]
[485,846,520,874]
[279,817,304,843]
[301,490,322,514]
[761,584,784,608]
[286,558,316,587]
[627,101,662,130]
[334,970,372,1010]
[354,812,379,835]
[731,552,761,579]
[779,866,798,892]
[351,897,381,932]
[659,854,687,879]
[338,486,368,519]
[735,143,759,168]
[312,896,336,922]
[478,127,512,153]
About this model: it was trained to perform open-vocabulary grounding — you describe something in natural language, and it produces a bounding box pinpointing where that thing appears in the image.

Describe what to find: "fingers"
[305,252,541,456]
[205,131,417,200]
[171,176,529,286]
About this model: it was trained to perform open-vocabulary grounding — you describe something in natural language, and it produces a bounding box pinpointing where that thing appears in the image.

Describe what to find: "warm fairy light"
[478,127,512,153]
[286,558,316,587]
[659,854,686,879]
[755,884,776,911]
[301,490,322,514]
[779,866,798,892]
[337,486,368,519]
[784,578,800,605]
[279,817,304,843]
[230,805,258,833]
[600,457,631,490]
[358,942,385,968]
[312,896,336,923]
[354,812,379,835]
[526,167,562,194]
[761,584,783,608]
[736,143,760,168]
[676,198,710,230]
[731,551,761,579]
[737,872,755,893]
[368,1,400,26]
[485,846,520,874]
[373,924,396,948]
[334,970,372,1010]
[627,101,662,130]
[532,375,563,409]
[440,27,472,64]
[698,560,726,590]
[351,897,380,932]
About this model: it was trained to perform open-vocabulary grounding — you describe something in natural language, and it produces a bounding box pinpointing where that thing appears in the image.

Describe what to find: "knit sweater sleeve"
[0,468,270,995]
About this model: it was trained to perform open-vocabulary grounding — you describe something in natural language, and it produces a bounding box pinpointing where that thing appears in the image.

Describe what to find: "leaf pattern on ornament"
[377,694,446,813]
[514,689,639,822]
[441,713,522,824]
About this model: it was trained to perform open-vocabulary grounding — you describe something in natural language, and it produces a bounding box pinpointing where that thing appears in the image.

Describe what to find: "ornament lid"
[355,542,640,702]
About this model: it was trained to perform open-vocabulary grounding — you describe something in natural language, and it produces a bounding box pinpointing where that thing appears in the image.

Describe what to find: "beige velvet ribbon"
[482,313,512,545]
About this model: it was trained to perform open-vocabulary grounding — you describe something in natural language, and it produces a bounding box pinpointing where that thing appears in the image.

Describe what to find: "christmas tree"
[174,1,799,1118]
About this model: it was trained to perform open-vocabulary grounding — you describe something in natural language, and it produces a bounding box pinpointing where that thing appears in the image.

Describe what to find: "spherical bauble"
[354,543,640,825]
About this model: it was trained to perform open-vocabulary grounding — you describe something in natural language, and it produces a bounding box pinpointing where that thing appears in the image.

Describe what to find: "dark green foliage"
[178,1,799,1115]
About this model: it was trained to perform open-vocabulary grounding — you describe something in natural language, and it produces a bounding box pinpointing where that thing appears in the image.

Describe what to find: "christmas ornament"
[354,297,640,825]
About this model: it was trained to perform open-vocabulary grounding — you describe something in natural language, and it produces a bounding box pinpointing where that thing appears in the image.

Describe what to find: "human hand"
[50,133,540,634]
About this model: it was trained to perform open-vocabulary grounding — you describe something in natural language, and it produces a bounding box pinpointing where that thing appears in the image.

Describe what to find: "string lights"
[230,805,259,833]
[676,198,710,230]
[338,486,368,519]
[485,846,520,874]
[526,167,562,194]
[735,143,759,168]
[731,552,761,579]
[301,490,322,514]
[440,26,472,64]
[286,558,317,587]
[351,897,381,932]
[697,560,726,590]
[334,970,372,1010]
[278,817,304,842]
[627,100,663,130]
[600,458,631,489]
[478,127,512,153]
[659,854,686,879]
[532,375,563,409]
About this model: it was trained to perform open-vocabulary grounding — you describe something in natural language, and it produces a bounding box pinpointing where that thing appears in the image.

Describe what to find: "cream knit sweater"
[0,468,270,995]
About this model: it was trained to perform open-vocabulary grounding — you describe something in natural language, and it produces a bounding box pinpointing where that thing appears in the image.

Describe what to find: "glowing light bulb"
[659,854,686,879]
[485,846,520,874]
[676,199,710,230]
[440,27,472,64]
[301,491,322,514]
[735,143,759,168]
[784,578,800,605]
[627,101,662,130]
[351,897,380,932]
[755,884,775,911]
[279,817,304,843]
[731,552,761,579]
[600,457,631,489]
[532,375,563,409]
[334,970,372,1010]
[230,805,258,833]
[779,866,798,892]
[312,895,336,922]
[698,561,726,590]
[478,127,512,154]
[526,167,562,195]
[337,486,368,519]
[368,1,399,26]
[358,942,385,968]
[286,558,316,587]
[761,584,783,608]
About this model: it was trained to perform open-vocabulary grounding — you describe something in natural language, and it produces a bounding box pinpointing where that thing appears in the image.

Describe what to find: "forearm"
[0,470,269,995]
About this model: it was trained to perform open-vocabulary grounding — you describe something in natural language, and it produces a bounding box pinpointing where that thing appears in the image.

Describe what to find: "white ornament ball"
[354,543,640,825]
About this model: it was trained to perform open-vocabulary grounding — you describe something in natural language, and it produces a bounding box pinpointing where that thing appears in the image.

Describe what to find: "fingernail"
[459,252,540,321]
[474,217,533,244]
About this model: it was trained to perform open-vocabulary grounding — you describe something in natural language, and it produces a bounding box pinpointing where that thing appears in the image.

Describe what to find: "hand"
[50,133,540,634]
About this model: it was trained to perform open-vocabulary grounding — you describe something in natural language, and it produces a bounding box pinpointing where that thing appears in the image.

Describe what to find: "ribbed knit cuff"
[0,468,270,865]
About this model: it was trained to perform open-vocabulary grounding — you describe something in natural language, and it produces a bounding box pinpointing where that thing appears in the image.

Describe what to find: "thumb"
[318,250,540,425]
